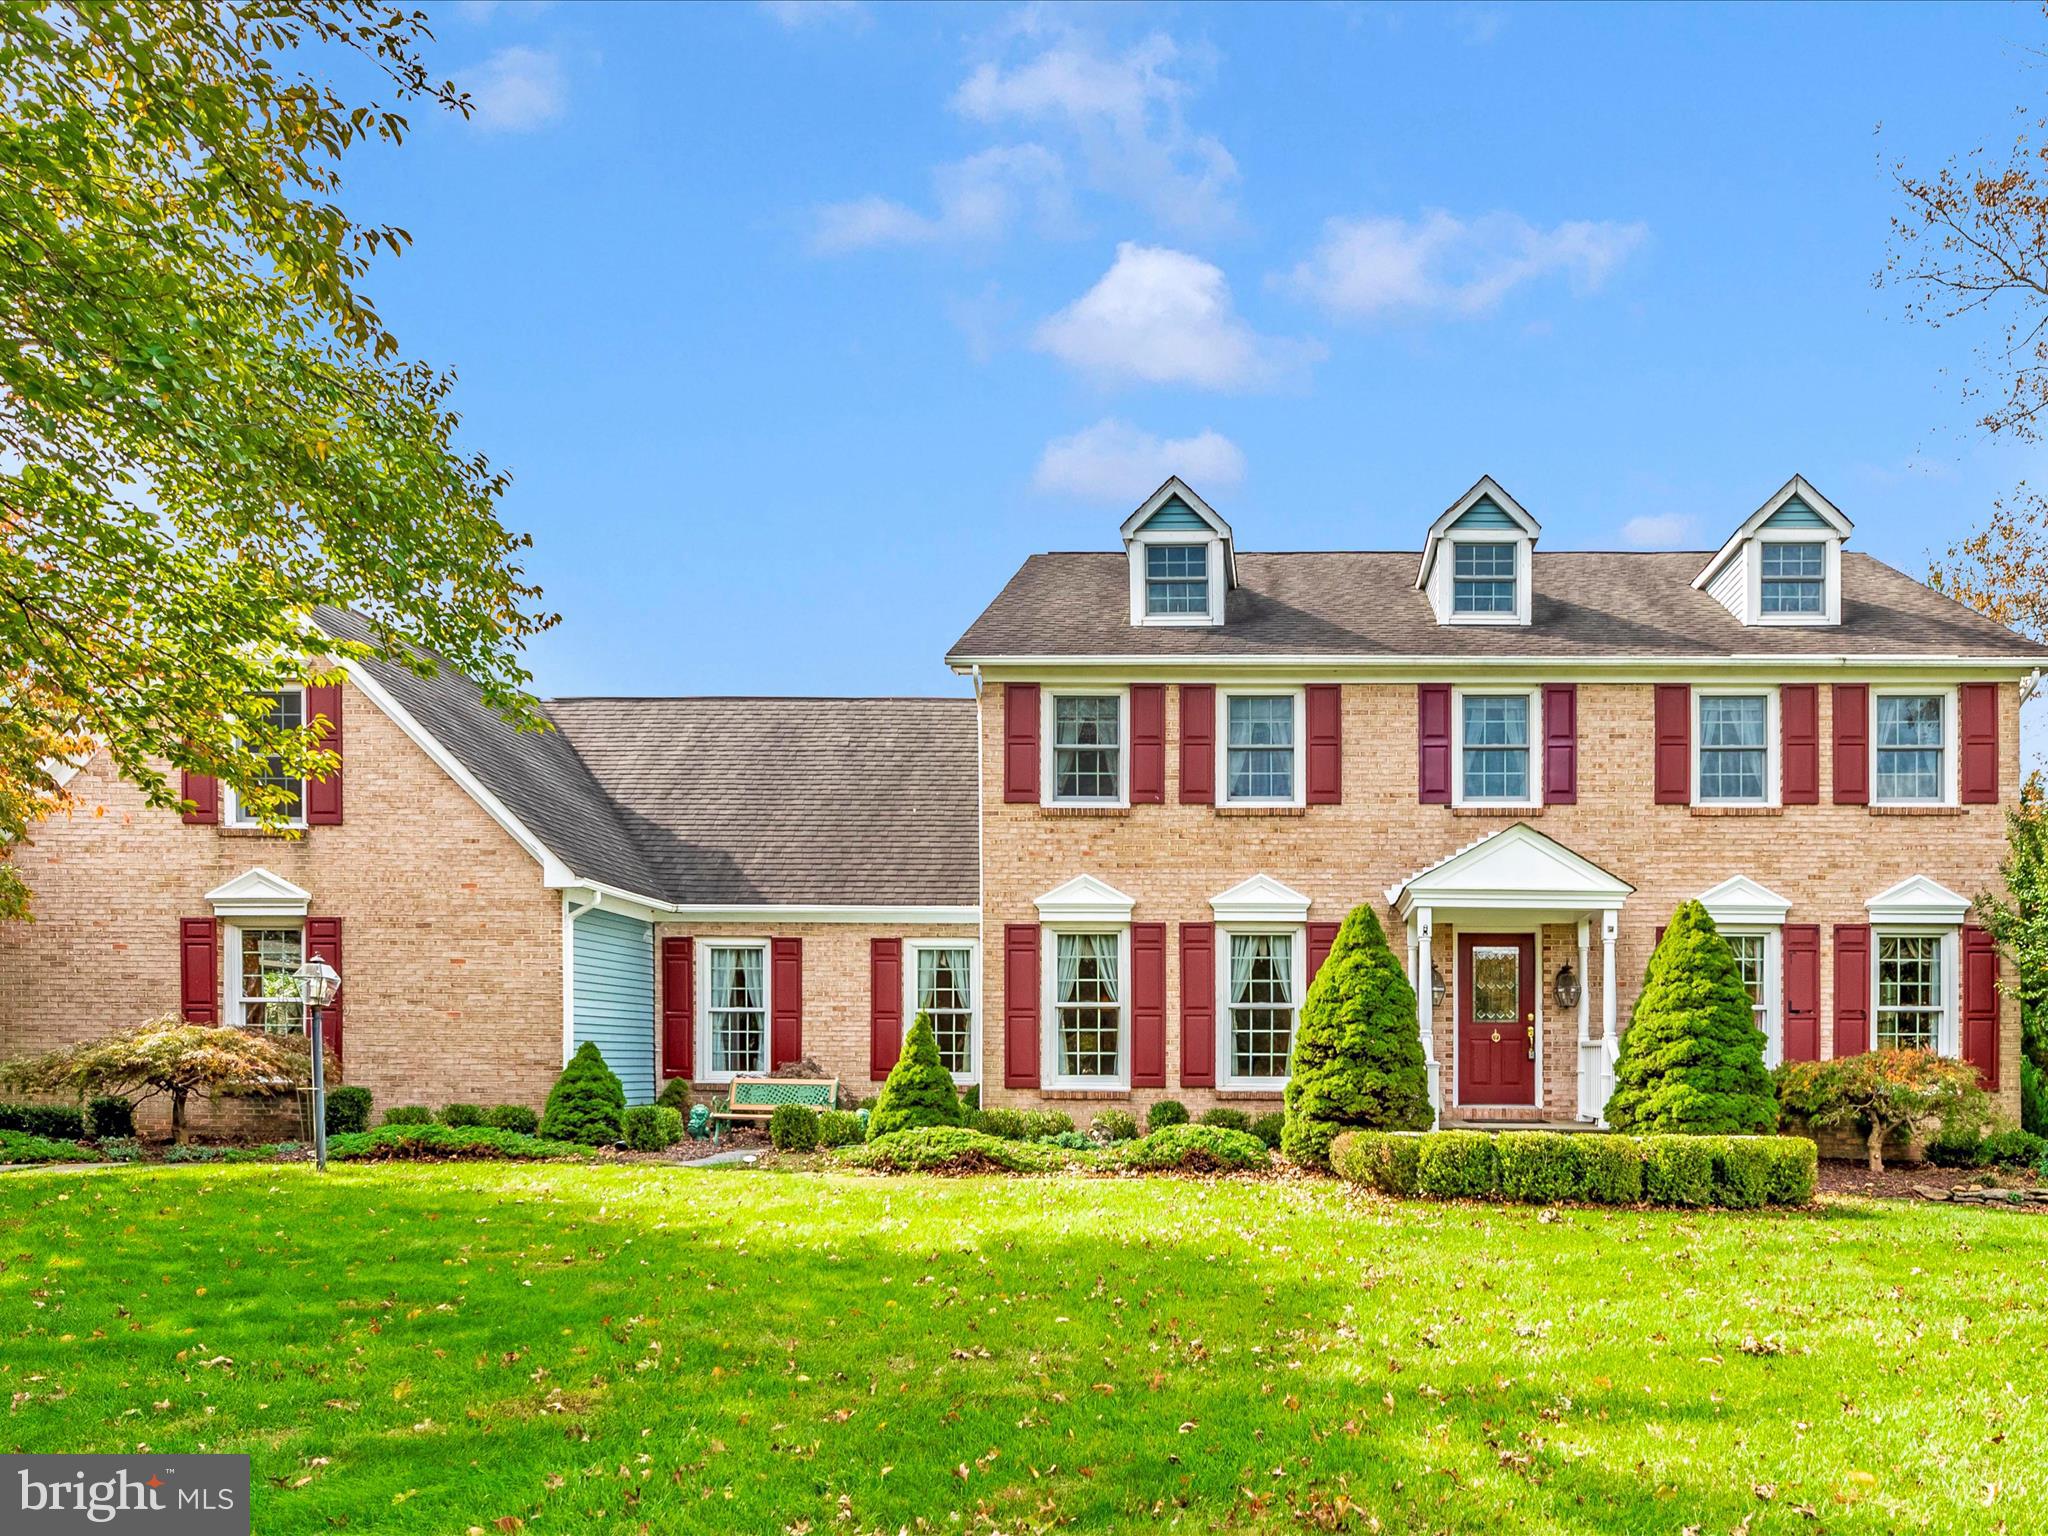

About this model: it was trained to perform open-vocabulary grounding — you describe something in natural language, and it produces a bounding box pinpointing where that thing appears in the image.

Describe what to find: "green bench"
[710,1076,838,1142]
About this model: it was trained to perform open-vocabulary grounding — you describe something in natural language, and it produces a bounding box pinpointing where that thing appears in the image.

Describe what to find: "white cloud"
[1620,512,1696,549]
[1033,243,1319,391]
[811,145,1067,253]
[1033,419,1246,502]
[1282,210,1647,320]
[464,46,565,133]
[759,0,868,27]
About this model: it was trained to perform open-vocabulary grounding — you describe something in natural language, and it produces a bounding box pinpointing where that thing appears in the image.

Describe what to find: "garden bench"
[710,1077,837,1142]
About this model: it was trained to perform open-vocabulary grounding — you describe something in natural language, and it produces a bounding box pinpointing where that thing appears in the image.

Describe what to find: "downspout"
[970,664,986,1093]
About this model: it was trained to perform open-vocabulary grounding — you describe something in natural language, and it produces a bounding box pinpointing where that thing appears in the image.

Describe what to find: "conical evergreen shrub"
[540,1040,628,1145]
[868,1013,966,1140]
[1607,900,1777,1134]
[1281,903,1432,1168]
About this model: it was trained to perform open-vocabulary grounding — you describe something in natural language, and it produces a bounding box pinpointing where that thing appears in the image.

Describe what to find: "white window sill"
[1219,1077,1288,1095]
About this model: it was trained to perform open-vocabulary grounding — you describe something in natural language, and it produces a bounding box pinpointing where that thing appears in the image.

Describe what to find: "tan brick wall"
[0,677,565,1133]
[982,680,2024,1128]
[652,922,981,1101]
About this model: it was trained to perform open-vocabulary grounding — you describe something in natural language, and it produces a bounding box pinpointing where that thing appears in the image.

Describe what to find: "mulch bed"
[1818,1158,2046,1206]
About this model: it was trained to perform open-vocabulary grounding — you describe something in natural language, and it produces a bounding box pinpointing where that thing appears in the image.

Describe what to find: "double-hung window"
[1723,932,1771,1045]
[1052,932,1121,1083]
[225,687,306,827]
[1452,543,1516,614]
[1223,692,1298,804]
[1144,545,1209,617]
[231,926,305,1033]
[1758,542,1825,615]
[910,943,976,1081]
[1875,934,1944,1051]
[1049,693,1123,804]
[1696,692,1772,804]
[1458,692,1533,803]
[1224,931,1297,1086]
[703,943,768,1077]
[1874,693,1948,804]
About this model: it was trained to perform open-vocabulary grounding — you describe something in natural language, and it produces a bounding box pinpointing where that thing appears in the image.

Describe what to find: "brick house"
[0,473,2040,1131]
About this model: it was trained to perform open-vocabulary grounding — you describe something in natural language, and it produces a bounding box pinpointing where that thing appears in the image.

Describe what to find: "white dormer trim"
[1034,873,1137,924]
[205,867,312,919]
[1122,477,1235,629]
[1865,874,1971,926]
[1698,875,1792,928]
[1209,873,1312,925]
[1416,476,1538,628]
[1693,476,1851,628]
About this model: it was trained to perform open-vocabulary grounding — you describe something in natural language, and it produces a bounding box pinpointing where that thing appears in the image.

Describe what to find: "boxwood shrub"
[1332,1129,1811,1208]
[0,1103,86,1139]
[1497,1131,1584,1203]
[1576,1135,1646,1205]
[1416,1130,1500,1198]
[87,1095,139,1140]
[1330,1131,1422,1196]
[323,1086,371,1136]
[484,1104,539,1135]
[816,1109,865,1148]
[438,1102,488,1128]
[382,1105,434,1126]
[1249,1112,1286,1151]
[768,1103,820,1152]
[1146,1099,1189,1132]
[1091,1108,1140,1143]
[1197,1107,1252,1133]
[623,1104,685,1151]
[1642,1137,1716,1207]
[1115,1124,1269,1172]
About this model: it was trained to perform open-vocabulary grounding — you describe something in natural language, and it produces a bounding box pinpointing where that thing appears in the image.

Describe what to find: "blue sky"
[341,1,2044,701]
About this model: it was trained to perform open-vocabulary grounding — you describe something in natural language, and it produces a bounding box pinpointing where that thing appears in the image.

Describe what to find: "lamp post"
[294,956,341,1171]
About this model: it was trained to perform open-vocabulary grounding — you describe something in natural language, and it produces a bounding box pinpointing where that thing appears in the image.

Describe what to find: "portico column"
[1597,910,1619,1126]
[1416,906,1440,1126]
[1576,916,1598,1121]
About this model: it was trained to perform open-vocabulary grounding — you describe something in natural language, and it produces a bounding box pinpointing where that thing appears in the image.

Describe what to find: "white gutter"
[949,652,2048,677]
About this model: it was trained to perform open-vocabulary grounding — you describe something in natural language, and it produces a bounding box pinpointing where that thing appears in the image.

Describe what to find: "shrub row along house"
[0,476,2036,1132]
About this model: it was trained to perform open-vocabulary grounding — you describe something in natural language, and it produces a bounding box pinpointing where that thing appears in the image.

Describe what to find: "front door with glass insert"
[1457,933,1536,1106]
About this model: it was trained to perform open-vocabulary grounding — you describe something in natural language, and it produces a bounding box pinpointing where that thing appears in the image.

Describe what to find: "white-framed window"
[1720,929,1780,1067]
[223,686,307,827]
[1453,687,1540,807]
[1218,688,1304,806]
[1693,688,1777,806]
[1874,930,1954,1053]
[1872,689,1954,806]
[224,923,305,1033]
[906,940,979,1084]
[698,940,770,1080]
[1219,927,1305,1089]
[1758,541,1825,615]
[1451,541,1517,615]
[1144,543,1210,617]
[1043,928,1127,1088]
[1043,688,1128,806]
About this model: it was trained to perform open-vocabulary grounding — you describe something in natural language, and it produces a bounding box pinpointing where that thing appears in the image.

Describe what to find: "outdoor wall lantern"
[1553,961,1581,1011]
[294,956,341,1172]
[1430,964,1448,1007]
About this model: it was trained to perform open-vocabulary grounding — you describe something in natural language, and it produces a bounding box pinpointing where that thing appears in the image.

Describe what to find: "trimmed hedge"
[484,1104,539,1135]
[846,1127,1062,1174]
[816,1109,864,1148]
[1091,1108,1139,1143]
[323,1086,372,1136]
[0,1102,86,1139]
[1197,1106,1251,1133]
[768,1103,820,1152]
[1115,1124,1269,1172]
[1146,1099,1189,1132]
[1331,1129,1815,1208]
[87,1095,138,1140]
[382,1105,434,1126]
[1249,1112,1286,1151]
[655,1078,693,1112]
[438,1102,488,1128]
[972,1107,1075,1141]
[326,1124,592,1162]
[623,1104,686,1151]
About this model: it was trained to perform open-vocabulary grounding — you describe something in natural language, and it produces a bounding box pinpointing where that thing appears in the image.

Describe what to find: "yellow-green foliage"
[868,1014,966,1139]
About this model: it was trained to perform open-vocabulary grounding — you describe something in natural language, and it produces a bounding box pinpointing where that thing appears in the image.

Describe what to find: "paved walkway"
[675,1148,760,1168]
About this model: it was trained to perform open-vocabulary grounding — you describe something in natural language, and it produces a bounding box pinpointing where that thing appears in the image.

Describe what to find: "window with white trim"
[1052,931,1121,1082]
[1724,932,1770,1038]
[1144,544,1208,616]
[224,687,306,826]
[1758,542,1825,614]
[1695,691,1773,804]
[1049,693,1123,804]
[1223,930,1298,1086]
[1452,542,1516,614]
[1875,933,1945,1051]
[1874,693,1948,804]
[909,942,976,1081]
[703,942,768,1077]
[1457,691,1534,804]
[230,925,304,1033]
[1222,691,1299,804]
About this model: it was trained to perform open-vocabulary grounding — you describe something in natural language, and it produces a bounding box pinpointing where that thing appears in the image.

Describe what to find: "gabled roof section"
[1416,476,1540,591]
[1697,874,1792,927]
[1693,475,1853,591]
[1120,477,1237,587]
[1209,873,1311,924]
[1387,823,1633,914]
[1035,872,1137,922]
[205,866,311,918]
[1866,874,1971,924]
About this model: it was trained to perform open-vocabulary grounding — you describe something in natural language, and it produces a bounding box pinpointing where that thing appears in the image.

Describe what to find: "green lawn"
[1,1165,2042,1534]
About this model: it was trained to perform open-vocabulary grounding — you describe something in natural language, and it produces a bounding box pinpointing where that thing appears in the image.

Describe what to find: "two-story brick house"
[0,474,2038,1132]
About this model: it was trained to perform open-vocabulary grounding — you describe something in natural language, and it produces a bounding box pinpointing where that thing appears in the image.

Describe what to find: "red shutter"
[1003,683,1039,803]
[1307,921,1341,984]
[1781,684,1819,805]
[305,682,344,825]
[1959,683,1999,804]
[1178,922,1215,1088]
[305,916,344,1064]
[1832,684,1868,805]
[1833,924,1870,1058]
[1003,924,1040,1087]
[1305,685,1343,805]
[1653,685,1690,804]
[1542,683,1577,805]
[659,937,694,1079]
[770,937,803,1068]
[1654,924,1666,951]
[1962,924,2000,1089]
[181,772,219,825]
[1131,922,1166,1088]
[1417,684,1451,804]
[179,918,218,1023]
[1178,685,1215,804]
[869,937,903,1081]
[1130,684,1165,805]
[1782,924,1820,1062]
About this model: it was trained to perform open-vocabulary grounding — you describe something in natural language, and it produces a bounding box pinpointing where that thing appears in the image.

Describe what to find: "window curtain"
[1057,933,1118,1002]
[710,947,761,1009]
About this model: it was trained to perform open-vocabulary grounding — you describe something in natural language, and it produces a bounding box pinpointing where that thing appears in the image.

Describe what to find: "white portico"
[1386,824,1634,1126]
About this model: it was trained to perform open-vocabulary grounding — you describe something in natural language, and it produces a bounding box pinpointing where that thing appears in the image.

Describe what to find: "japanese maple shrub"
[1607,901,1777,1135]
[1281,904,1432,1168]
[1777,1049,1988,1172]
[539,1041,627,1146]
[867,1013,965,1140]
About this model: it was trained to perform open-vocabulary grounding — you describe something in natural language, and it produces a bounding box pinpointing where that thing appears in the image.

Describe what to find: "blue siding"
[572,907,656,1104]
[1763,498,1829,529]
[1139,497,1207,531]
[1449,498,1518,530]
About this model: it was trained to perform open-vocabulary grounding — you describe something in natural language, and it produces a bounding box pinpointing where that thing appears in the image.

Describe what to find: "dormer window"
[1121,477,1236,628]
[1758,541,1825,614]
[1144,544,1209,616]
[1416,477,1539,627]
[1452,542,1517,615]
[1694,477,1851,627]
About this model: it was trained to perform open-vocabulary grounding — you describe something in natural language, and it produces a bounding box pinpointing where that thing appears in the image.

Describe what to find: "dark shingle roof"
[948,550,2048,661]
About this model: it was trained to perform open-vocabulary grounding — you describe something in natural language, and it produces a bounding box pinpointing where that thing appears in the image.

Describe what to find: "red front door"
[1457,934,1536,1106]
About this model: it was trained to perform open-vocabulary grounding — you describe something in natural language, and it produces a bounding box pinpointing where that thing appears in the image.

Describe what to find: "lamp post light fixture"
[294,956,341,1172]
[1553,961,1581,1011]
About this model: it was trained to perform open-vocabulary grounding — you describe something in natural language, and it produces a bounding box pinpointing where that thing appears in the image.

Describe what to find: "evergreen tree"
[1974,778,2048,1132]
[1608,900,1777,1134]
[868,1014,966,1140]
[1281,904,1432,1168]
[540,1041,627,1145]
